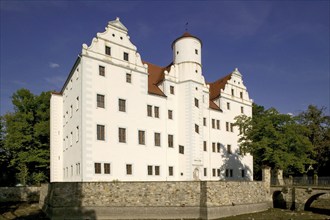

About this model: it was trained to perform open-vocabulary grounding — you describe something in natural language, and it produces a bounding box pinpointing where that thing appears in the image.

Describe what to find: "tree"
[297,105,330,176]
[235,104,314,179]
[2,89,51,185]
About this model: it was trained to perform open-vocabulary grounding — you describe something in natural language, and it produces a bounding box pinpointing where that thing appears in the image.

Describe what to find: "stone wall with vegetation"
[41,180,271,219]
[0,187,40,202]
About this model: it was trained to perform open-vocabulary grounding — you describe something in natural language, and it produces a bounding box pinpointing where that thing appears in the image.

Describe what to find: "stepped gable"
[207,73,232,111]
[143,61,172,97]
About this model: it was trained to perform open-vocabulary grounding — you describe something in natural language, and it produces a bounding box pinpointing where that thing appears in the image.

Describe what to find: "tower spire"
[185,22,189,32]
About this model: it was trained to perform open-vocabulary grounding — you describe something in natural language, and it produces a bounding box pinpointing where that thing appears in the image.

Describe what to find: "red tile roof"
[171,32,202,48]
[207,73,232,111]
[143,61,172,97]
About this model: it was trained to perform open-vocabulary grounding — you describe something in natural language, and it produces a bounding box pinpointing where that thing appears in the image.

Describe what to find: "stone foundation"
[41,180,271,219]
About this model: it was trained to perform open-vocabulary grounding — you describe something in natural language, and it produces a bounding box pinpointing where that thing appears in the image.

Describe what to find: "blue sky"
[1,0,329,115]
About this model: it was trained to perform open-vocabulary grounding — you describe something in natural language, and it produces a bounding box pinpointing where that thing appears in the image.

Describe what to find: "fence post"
[288,175,293,186]
[262,166,271,190]
[313,174,318,186]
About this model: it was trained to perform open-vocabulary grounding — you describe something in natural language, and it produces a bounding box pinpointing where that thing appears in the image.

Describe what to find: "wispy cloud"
[44,76,65,88]
[11,80,27,86]
[1,1,70,12]
[49,62,60,68]
[136,22,152,38]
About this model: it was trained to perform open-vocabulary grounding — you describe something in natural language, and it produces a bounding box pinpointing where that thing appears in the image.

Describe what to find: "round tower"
[172,32,202,66]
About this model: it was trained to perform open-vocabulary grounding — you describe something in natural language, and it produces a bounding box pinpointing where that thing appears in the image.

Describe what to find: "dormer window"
[105,46,111,55]
[123,52,129,61]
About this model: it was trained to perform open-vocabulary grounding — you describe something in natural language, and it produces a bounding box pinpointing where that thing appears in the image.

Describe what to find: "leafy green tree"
[297,105,330,176]
[3,89,51,185]
[235,104,314,179]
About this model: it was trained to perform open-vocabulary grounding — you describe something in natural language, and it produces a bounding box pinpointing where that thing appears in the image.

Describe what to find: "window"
[217,169,220,177]
[99,66,105,76]
[231,89,234,96]
[194,98,199,107]
[195,124,199,133]
[212,119,215,128]
[168,110,173,119]
[212,143,216,152]
[168,134,174,148]
[226,169,233,177]
[155,166,160,176]
[230,123,234,132]
[154,132,161,146]
[105,46,111,55]
[119,128,126,143]
[179,145,184,154]
[226,122,229,131]
[212,169,216,177]
[126,164,132,175]
[227,145,232,154]
[216,120,220,129]
[227,102,230,110]
[126,73,131,83]
[76,126,79,143]
[76,96,79,111]
[240,92,243,99]
[239,146,246,156]
[241,169,245,178]
[195,49,198,55]
[94,163,101,174]
[119,99,126,112]
[147,105,152,117]
[76,69,79,80]
[203,141,207,151]
[66,111,68,123]
[169,166,174,176]
[97,94,105,108]
[138,130,145,145]
[147,165,153,175]
[148,165,161,176]
[70,132,73,146]
[203,168,207,177]
[104,163,110,174]
[217,143,221,153]
[71,165,73,176]
[70,105,73,118]
[170,86,174,94]
[123,52,129,61]
[154,106,159,118]
[203,117,206,126]
[241,106,244,114]
[97,125,105,140]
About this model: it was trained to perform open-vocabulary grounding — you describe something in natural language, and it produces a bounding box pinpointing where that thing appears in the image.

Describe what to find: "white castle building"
[50,18,253,182]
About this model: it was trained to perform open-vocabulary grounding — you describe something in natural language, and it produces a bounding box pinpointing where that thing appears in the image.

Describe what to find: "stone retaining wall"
[41,180,271,219]
[0,187,40,202]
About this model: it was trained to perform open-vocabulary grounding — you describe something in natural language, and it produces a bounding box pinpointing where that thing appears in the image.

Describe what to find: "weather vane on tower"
[185,22,189,32]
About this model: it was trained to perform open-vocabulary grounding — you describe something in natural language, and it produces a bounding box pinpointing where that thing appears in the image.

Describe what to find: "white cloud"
[44,76,65,88]
[49,62,60,68]
[11,80,27,86]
